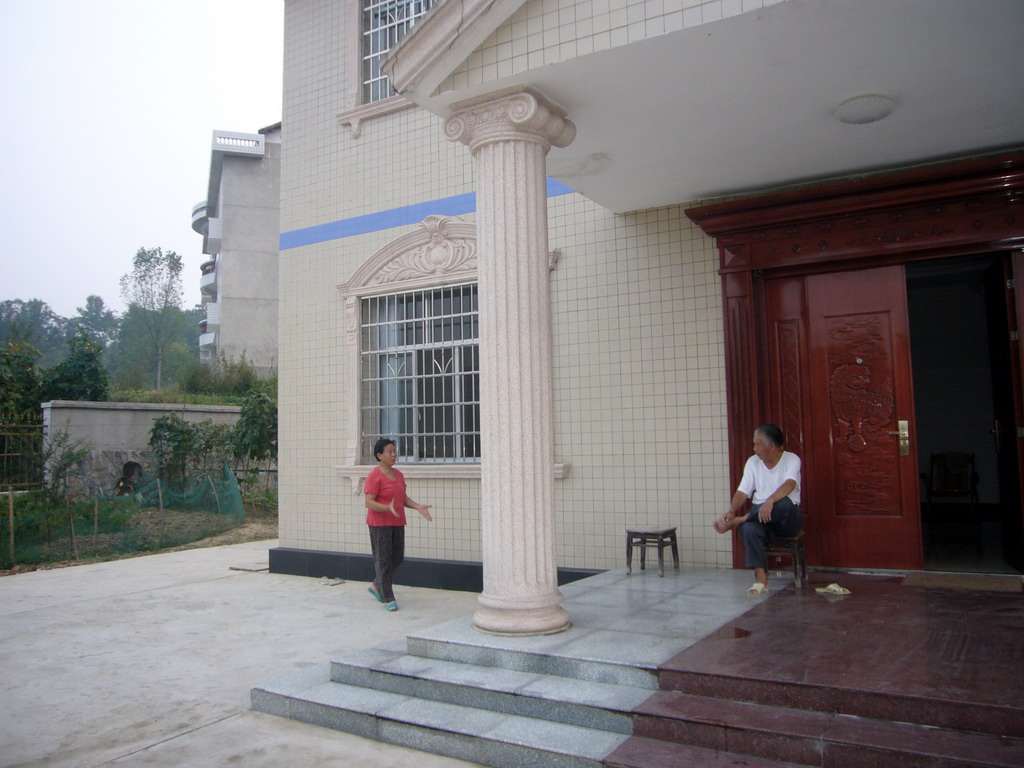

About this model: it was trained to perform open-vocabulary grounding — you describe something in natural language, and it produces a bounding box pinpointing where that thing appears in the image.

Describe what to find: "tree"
[0,299,70,367]
[41,329,109,402]
[0,341,42,415]
[71,295,119,349]
[119,247,184,389]
[107,303,200,391]
[104,307,153,390]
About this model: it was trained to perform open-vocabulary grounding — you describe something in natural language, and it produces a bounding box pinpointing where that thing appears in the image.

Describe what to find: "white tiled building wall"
[279,0,733,571]
[548,196,731,569]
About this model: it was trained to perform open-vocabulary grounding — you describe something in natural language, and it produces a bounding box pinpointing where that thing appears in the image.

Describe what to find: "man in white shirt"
[713,424,803,596]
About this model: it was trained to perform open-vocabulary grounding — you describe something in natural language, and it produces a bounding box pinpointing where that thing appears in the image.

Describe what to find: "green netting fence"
[2,463,245,569]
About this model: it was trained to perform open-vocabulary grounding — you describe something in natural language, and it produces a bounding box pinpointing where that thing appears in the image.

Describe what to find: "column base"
[472,603,572,636]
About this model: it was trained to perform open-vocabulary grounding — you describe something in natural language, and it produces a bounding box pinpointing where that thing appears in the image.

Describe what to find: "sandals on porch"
[746,582,769,597]
[814,583,851,596]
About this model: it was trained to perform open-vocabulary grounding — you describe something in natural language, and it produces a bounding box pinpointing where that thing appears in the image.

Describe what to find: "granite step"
[251,664,629,768]
[405,622,662,690]
[329,644,652,734]
[659,668,1024,739]
[632,690,1024,768]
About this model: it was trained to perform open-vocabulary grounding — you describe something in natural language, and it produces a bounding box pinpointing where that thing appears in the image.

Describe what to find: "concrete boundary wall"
[41,401,242,495]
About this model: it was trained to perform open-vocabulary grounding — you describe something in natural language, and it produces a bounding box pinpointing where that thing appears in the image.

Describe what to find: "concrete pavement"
[0,540,485,768]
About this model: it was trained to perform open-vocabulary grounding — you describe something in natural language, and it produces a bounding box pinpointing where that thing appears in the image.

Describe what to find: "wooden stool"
[626,526,679,577]
[766,530,808,588]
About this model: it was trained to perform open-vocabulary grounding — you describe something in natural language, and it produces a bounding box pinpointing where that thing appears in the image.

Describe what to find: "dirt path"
[161,516,278,551]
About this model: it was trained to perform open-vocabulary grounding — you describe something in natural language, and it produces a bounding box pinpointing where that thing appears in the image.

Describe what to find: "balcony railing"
[199,332,217,350]
[191,201,209,234]
[213,130,265,157]
[200,267,217,298]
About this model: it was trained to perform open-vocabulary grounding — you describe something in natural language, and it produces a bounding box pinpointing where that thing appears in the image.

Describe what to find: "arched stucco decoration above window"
[341,214,479,346]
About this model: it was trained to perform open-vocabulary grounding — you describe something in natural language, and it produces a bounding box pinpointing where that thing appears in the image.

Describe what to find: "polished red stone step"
[631,690,1024,768]
[657,669,1024,739]
[604,734,805,768]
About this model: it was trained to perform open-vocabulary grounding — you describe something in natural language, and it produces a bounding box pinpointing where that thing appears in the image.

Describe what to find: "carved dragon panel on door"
[827,314,898,516]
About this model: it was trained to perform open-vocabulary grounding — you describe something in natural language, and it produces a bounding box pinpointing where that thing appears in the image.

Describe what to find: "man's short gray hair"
[755,423,785,448]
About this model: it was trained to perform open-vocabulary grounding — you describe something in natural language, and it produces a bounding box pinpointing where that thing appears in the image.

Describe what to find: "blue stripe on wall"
[280,177,575,250]
[546,177,574,196]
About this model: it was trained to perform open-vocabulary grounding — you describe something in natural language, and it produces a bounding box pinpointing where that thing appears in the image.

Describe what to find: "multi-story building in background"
[191,125,281,376]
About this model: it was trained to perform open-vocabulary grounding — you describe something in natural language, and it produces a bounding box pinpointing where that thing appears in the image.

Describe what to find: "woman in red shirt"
[364,438,433,611]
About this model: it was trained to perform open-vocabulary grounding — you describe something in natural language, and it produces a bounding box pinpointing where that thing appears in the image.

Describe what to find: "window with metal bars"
[361,283,480,462]
[362,0,435,103]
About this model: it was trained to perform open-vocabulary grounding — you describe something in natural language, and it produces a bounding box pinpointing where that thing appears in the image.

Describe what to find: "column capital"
[444,85,576,153]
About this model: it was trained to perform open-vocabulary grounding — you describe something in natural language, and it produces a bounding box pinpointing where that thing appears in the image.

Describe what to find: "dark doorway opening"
[906,253,1022,574]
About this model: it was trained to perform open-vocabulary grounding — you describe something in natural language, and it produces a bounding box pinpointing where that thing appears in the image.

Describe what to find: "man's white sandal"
[746,582,769,596]
[814,583,851,595]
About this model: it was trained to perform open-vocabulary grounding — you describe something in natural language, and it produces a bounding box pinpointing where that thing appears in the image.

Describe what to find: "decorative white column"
[445,86,575,635]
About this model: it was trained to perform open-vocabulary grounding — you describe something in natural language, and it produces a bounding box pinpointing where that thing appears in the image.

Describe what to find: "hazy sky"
[0,0,284,318]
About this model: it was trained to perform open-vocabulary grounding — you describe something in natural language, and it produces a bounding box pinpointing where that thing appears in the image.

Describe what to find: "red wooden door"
[805,266,923,569]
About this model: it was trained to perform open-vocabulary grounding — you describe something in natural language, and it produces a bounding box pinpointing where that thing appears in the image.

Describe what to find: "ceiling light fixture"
[835,94,896,125]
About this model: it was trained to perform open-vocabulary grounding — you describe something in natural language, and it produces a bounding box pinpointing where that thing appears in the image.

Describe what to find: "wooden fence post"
[7,488,13,566]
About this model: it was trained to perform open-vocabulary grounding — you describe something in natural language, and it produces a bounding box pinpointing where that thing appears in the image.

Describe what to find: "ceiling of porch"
[412,0,1024,214]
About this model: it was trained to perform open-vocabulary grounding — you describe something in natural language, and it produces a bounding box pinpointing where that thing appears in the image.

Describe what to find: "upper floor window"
[360,283,480,462]
[362,0,434,103]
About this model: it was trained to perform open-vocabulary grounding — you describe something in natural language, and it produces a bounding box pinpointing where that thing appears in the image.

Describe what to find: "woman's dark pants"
[369,525,405,602]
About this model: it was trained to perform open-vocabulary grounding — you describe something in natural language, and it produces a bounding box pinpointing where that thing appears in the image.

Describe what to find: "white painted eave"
[380,0,528,102]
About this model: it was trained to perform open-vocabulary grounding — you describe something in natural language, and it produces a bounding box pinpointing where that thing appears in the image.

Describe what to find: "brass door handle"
[887,419,910,456]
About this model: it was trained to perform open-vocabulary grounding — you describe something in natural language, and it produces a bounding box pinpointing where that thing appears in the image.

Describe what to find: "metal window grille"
[362,0,434,103]
[361,283,480,463]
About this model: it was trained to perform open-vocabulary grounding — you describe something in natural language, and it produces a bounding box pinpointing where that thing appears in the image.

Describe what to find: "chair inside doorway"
[921,452,981,556]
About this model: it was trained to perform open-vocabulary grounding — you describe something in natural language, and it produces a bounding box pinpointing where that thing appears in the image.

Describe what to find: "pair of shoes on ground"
[368,585,399,611]
[746,582,852,596]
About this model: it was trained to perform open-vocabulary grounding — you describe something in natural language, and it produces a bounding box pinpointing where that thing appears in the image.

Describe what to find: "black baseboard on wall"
[269,547,602,593]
